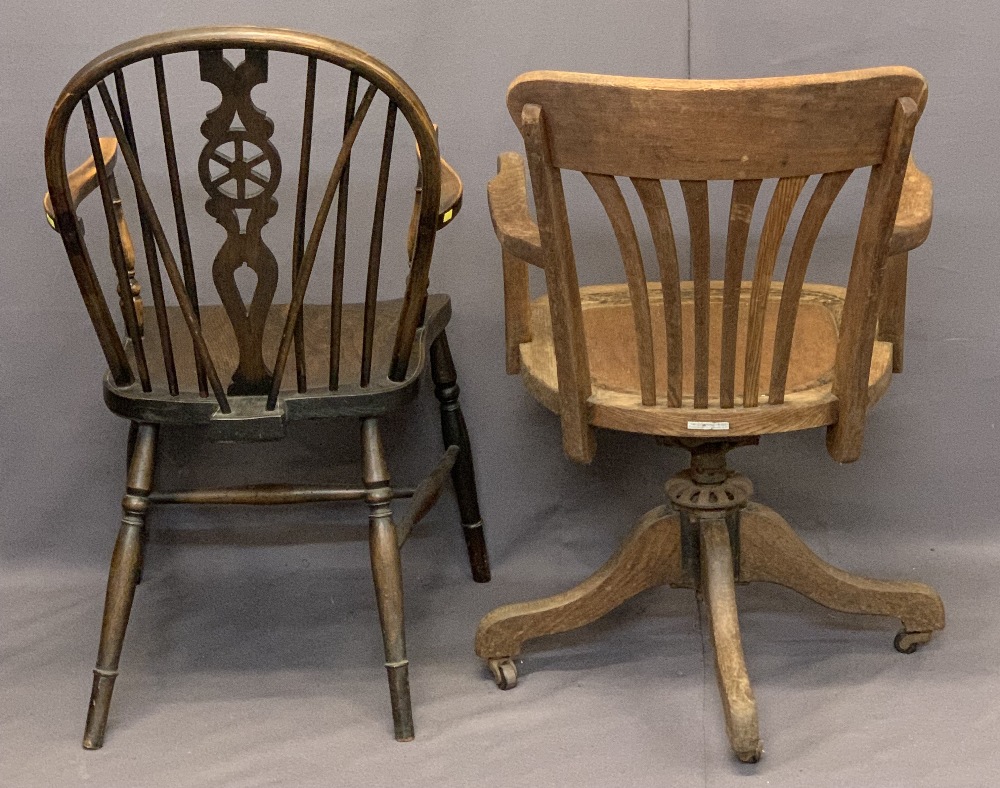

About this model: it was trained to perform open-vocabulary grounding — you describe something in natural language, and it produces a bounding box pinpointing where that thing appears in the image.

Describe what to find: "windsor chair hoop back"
[44,26,490,750]
[44,26,460,437]
[479,68,941,763]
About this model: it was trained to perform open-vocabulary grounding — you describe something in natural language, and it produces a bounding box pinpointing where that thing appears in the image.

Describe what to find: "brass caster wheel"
[488,658,518,690]
[894,630,933,654]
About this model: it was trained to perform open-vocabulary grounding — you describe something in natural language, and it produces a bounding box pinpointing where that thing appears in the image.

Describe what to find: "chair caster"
[488,658,518,690]
[894,630,933,654]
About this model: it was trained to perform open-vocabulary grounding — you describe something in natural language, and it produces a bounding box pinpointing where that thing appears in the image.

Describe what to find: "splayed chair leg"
[475,506,685,688]
[83,423,157,750]
[430,331,491,582]
[738,502,945,650]
[700,518,762,763]
[362,418,414,741]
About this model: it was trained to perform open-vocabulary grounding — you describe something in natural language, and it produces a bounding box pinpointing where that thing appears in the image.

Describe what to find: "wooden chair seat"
[519,281,894,438]
[108,294,451,435]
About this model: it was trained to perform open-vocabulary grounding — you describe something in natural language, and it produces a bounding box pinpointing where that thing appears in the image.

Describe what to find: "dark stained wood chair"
[43,26,490,749]
[478,68,941,762]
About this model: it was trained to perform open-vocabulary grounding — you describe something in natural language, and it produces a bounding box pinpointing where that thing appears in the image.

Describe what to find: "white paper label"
[687,420,730,431]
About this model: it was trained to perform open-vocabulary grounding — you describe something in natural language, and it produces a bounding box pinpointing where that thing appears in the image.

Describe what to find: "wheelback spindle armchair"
[44,26,490,749]
[478,67,942,762]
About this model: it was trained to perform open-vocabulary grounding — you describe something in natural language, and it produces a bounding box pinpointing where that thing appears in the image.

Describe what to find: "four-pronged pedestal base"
[475,442,944,763]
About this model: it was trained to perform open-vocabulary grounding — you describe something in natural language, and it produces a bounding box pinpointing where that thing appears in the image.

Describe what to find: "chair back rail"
[45,27,442,416]
[507,68,924,462]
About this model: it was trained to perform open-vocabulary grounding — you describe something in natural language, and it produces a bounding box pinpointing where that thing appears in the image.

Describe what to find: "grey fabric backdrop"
[2,1,998,785]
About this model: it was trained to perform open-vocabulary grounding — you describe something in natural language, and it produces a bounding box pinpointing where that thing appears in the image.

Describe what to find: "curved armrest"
[488,152,542,267]
[407,141,464,258]
[43,137,118,230]
[438,155,463,228]
[888,156,932,256]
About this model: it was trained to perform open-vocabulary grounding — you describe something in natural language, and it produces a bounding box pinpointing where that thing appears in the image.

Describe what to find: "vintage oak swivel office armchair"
[44,27,490,748]
[478,68,942,761]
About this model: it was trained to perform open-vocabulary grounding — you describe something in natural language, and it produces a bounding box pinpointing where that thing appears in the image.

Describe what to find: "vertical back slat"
[153,56,207,397]
[680,180,711,408]
[720,179,762,408]
[360,101,398,387]
[82,93,151,392]
[291,56,317,393]
[96,80,231,413]
[585,173,656,405]
[632,178,683,407]
[329,72,359,390]
[114,69,178,395]
[768,170,851,404]
[268,81,379,410]
[742,175,808,407]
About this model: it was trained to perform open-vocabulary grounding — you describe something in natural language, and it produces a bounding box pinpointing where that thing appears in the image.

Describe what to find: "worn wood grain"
[522,104,595,462]
[827,97,919,462]
[739,503,944,633]
[475,506,683,660]
[720,179,762,408]
[632,178,684,407]
[507,68,927,180]
[701,518,762,763]
[586,173,656,405]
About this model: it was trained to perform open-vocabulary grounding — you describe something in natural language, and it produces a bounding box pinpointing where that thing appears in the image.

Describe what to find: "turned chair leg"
[127,421,151,586]
[361,418,414,741]
[430,331,491,582]
[83,423,157,750]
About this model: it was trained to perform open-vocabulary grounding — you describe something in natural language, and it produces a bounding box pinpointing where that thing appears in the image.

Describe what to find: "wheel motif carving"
[202,130,280,205]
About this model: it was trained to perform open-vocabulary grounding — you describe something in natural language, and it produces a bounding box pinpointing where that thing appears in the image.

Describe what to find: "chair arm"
[489,153,542,374]
[488,152,543,267]
[876,157,932,375]
[43,137,118,230]
[438,155,463,228]
[407,144,464,258]
[887,156,932,256]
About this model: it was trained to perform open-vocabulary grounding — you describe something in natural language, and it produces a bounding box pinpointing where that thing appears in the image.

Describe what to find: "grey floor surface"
[2,503,995,787]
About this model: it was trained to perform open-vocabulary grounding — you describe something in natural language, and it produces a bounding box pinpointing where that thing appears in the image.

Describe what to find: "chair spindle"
[632,178,683,408]
[742,175,807,407]
[330,72,359,390]
[291,56,317,394]
[680,180,711,408]
[720,179,762,408]
[769,170,851,404]
[82,93,151,392]
[154,55,207,397]
[360,101,397,387]
[586,173,656,405]
[114,68,179,396]
[268,81,378,409]
[96,81,231,413]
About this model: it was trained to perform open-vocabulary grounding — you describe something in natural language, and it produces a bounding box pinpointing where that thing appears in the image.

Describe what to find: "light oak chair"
[478,67,941,762]
[44,26,490,748]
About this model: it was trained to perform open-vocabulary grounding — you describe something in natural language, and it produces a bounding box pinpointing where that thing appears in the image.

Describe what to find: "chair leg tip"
[463,522,491,582]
